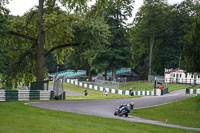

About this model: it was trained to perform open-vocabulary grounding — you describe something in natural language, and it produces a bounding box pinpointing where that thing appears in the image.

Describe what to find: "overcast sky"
[6,0,184,23]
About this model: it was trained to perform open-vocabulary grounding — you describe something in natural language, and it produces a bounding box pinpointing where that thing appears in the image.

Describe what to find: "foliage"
[65,17,111,73]
[183,11,200,73]
[129,0,200,77]
[0,0,112,87]
[43,10,79,64]
[1,0,200,87]
[129,0,169,77]
[95,0,134,80]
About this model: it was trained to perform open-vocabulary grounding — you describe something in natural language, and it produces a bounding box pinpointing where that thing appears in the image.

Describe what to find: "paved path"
[28,89,200,131]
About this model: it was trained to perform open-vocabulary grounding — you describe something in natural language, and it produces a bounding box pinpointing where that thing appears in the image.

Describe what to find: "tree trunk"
[148,30,155,78]
[112,65,116,81]
[104,69,107,80]
[88,68,92,81]
[36,0,45,81]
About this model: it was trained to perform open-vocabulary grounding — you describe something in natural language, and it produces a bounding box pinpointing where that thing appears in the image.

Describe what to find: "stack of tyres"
[5,90,18,101]
[50,91,54,100]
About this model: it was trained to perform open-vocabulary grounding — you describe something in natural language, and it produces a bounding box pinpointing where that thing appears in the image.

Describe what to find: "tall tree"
[183,11,200,73]
[96,0,134,81]
[65,17,111,80]
[1,0,112,87]
[129,0,168,78]
[143,0,167,77]
[37,0,45,81]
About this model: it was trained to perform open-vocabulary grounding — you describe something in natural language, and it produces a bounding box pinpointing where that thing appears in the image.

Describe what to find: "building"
[164,68,200,84]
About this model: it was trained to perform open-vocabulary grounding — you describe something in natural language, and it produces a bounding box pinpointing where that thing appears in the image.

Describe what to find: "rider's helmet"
[130,102,134,109]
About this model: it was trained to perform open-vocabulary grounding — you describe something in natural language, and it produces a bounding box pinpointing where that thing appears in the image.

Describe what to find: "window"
[174,74,175,77]
[176,74,178,78]
[191,74,193,78]
[185,73,187,78]
[198,74,200,79]
[180,74,182,78]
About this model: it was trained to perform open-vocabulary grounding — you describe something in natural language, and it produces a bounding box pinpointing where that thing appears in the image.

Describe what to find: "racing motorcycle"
[114,103,134,117]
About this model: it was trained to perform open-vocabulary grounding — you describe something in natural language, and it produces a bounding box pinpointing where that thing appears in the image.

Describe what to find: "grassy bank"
[119,81,154,91]
[49,81,200,99]
[49,82,136,100]
[119,81,200,92]
[0,101,198,133]
[131,95,200,128]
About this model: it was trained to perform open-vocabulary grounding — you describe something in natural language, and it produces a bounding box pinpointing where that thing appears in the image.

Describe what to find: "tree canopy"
[0,0,200,88]
[128,0,200,79]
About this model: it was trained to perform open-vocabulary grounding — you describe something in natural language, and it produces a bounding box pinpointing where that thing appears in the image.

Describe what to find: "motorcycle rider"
[115,102,135,117]
[126,102,134,115]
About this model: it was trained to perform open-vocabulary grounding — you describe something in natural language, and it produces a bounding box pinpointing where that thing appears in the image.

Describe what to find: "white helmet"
[130,102,134,106]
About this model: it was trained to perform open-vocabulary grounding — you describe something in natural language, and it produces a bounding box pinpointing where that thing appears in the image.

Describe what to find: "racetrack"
[27,89,200,131]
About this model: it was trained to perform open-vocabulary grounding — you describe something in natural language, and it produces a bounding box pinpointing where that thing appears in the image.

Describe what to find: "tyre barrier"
[186,88,200,94]
[66,79,164,96]
[0,90,54,102]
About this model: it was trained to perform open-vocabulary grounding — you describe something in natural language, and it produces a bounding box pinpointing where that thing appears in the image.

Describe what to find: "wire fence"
[119,80,154,91]
[95,79,120,89]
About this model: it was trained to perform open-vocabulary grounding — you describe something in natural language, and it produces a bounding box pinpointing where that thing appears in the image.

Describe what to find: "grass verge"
[0,101,198,133]
[49,82,137,100]
[50,80,200,93]
[131,95,200,128]
[167,84,200,92]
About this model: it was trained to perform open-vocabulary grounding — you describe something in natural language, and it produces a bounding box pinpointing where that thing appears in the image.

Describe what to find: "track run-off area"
[27,89,200,131]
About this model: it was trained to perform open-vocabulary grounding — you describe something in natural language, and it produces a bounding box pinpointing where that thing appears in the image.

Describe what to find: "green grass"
[167,84,200,92]
[131,95,200,128]
[49,82,137,100]
[0,101,198,133]
[119,81,154,91]
[119,81,200,92]
[50,81,200,97]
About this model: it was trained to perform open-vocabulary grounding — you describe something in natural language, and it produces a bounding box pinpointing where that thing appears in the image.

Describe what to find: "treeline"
[0,0,200,88]
[129,0,200,78]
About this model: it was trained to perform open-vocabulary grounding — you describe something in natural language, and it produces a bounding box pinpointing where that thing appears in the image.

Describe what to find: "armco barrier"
[66,79,163,96]
[0,90,54,102]
[186,88,200,94]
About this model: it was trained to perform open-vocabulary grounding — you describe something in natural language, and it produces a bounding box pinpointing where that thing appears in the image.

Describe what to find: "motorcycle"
[114,105,129,117]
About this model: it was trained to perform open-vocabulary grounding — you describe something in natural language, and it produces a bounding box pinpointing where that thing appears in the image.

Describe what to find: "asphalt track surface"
[28,89,200,131]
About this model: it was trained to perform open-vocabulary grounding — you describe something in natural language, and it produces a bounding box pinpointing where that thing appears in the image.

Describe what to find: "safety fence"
[186,88,200,94]
[0,90,54,102]
[67,79,167,96]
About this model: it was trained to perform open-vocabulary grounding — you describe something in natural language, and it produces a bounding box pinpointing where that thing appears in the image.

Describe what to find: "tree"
[143,0,167,77]
[96,0,134,81]
[129,0,200,79]
[129,0,168,78]
[65,0,134,81]
[183,11,200,73]
[1,0,113,87]
[65,17,111,80]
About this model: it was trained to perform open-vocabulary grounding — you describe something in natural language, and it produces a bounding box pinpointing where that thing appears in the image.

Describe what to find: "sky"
[6,0,184,23]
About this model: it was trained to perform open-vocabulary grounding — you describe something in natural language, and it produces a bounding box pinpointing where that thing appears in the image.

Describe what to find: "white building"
[164,68,200,84]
